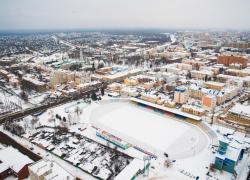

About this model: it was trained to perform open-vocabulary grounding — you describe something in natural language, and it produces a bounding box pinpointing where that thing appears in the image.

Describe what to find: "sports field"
[91,103,208,159]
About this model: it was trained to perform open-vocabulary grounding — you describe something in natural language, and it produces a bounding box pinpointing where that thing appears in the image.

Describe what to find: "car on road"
[30,147,34,150]
[37,152,41,155]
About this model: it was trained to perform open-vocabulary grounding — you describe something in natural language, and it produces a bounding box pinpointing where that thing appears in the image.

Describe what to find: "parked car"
[30,147,34,150]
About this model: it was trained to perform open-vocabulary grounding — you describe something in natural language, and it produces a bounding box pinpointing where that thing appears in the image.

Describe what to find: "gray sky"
[0,0,249,30]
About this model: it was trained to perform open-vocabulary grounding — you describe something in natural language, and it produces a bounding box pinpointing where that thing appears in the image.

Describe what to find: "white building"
[28,159,76,180]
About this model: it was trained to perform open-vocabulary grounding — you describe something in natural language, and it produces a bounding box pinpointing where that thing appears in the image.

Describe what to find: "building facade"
[217,55,248,69]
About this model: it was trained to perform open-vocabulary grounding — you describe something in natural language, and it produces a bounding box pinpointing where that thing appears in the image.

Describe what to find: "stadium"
[91,98,218,159]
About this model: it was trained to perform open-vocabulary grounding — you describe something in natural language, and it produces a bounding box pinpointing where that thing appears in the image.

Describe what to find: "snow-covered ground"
[2,95,250,180]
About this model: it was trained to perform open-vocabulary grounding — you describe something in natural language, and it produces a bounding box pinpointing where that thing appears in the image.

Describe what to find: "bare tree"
[23,118,29,131]
[209,164,216,172]
[68,114,72,126]
[31,118,37,129]
[75,106,80,115]
[164,159,173,168]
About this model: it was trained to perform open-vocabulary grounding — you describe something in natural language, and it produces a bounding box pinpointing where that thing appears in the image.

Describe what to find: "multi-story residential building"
[120,87,137,97]
[217,74,250,87]
[182,59,205,69]
[202,94,217,112]
[205,81,226,90]
[226,79,243,88]
[160,63,192,74]
[181,104,206,116]
[190,70,214,79]
[226,42,250,50]
[28,159,76,180]
[74,73,91,85]
[22,77,46,93]
[141,92,161,104]
[174,86,189,104]
[227,103,250,125]
[200,66,219,75]
[103,69,142,83]
[0,147,33,180]
[225,68,250,77]
[143,79,164,89]
[164,82,176,91]
[229,63,242,70]
[217,55,248,69]
[161,72,179,82]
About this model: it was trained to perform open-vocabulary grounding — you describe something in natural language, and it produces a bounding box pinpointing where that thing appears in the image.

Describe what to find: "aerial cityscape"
[0,1,250,180]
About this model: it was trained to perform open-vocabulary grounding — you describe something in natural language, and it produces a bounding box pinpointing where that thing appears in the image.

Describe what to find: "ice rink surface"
[91,103,209,159]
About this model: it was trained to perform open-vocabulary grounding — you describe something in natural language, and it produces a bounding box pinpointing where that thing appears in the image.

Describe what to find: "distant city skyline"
[0,0,250,31]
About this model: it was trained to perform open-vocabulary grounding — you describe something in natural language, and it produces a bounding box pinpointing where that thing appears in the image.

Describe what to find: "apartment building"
[120,87,137,97]
[229,63,242,70]
[160,63,192,74]
[181,104,206,116]
[226,42,250,50]
[103,69,142,83]
[217,55,248,68]
[182,59,205,69]
[217,74,250,87]
[190,70,214,79]
[227,103,250,125]
[225,68,250,77]
[141,92,161,104]
[22,76,46,93]
[161,72,178,82]
[75,73,91,85]
[205,81,226,90]
[143,79,164,89]
[226,79,243,88]
[200,66,219,75]
[202,94,217,112]
[174,86,189,104]
[164,82,176,91]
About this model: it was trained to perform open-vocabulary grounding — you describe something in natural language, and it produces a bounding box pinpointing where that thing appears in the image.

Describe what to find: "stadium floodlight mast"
[143,156,151,177]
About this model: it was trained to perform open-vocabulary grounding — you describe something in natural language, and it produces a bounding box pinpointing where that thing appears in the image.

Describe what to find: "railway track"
[0,89,99,123]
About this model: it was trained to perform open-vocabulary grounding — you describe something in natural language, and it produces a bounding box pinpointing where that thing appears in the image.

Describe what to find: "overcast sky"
[0,0,249,30]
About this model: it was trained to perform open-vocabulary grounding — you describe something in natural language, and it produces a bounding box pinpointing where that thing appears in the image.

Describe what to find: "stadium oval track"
[90,103,209,159]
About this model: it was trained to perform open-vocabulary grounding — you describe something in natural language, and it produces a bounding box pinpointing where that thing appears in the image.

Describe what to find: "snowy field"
[91,103,209,159]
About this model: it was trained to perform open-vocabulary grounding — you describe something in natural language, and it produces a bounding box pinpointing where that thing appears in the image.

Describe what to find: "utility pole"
[210,108,215,126]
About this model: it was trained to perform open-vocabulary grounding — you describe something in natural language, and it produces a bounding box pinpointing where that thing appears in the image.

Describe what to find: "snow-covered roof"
[114,159,145,180]
[229,103,250,118]
[29,159,75,180]
[131,97,201,121]
[0,146,33,173]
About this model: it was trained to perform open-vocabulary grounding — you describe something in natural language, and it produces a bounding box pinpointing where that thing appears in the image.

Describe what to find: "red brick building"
[0,146,33,180]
